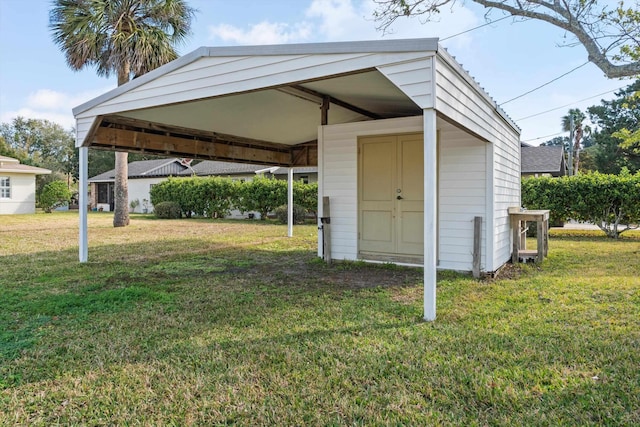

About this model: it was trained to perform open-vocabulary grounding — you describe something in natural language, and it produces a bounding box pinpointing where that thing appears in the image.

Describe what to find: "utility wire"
[440,15,511,41]
[500,61,590,106]
[522,131,566,143]
[514,86,625,121]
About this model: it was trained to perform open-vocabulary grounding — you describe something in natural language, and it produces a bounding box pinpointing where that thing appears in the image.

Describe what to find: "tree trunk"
[113,151,130,227]
[113,65,131,227]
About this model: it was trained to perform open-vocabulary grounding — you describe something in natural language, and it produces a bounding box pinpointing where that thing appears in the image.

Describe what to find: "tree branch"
[373,0,640,78]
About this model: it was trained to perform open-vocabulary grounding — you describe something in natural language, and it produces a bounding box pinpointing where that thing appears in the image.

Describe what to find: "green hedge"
[522,170,640,238]
[150,176,318,221]
[150,177,239,218]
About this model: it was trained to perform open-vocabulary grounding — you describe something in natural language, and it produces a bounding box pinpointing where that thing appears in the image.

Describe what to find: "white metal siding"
[320,115,496,271]
[438,129,487,271]
[434,54,520,272]
[77,52,432,121]
[319,116,424,261]
[492,129,521,268]
[76,117,95,148]
[377,56,434,108]
[434,56,498,143]
[0,173,36,214]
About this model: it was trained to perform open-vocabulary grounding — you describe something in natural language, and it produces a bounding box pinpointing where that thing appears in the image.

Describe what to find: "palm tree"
[561,108,591,175]
[50,0,195,227]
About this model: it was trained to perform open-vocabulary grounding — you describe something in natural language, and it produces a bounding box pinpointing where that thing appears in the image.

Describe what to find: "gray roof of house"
[521,146,566,176]
[89,158,187,181]
[89,158,318,181]
[182,161,317,176]
[182,161,265,176]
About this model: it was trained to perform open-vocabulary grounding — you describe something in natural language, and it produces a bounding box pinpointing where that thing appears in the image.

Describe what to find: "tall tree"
[561,108,591,174]
[0,117,75,174]
[540,135,571,152]
[373,0,640,78]
[50,0,195,227]
[587,80,640,173]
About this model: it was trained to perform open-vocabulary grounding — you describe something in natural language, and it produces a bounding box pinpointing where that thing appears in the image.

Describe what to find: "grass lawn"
[1,212,639,425]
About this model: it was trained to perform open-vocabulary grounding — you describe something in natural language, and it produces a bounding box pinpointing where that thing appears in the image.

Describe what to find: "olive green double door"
[358,133,424,261]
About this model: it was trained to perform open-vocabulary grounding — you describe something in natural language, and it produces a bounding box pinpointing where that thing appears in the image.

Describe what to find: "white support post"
[287,168,293,237]
[79,146,88,262]
[423,109,438,321]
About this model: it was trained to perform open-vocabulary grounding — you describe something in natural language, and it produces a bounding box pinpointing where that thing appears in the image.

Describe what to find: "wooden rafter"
[290,84,382,120]
[88,115,317,167]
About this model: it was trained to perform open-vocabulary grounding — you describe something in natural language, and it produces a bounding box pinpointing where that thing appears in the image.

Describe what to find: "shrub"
[154,201,182,219]
[39,181,71,213]
[150,176,239,218]
[293,181,318,219]
[237,176,287,220]
[522,170,640,238]
[274,204,307,224]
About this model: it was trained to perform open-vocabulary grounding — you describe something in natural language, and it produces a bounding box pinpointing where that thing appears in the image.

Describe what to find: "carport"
[74,38,521,321]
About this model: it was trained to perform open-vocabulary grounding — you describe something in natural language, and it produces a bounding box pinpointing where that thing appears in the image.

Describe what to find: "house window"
[96,183,114,206]
[0,177,10,199]
[300,175,309,184]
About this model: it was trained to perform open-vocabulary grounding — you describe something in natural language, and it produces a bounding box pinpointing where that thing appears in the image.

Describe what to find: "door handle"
[396,195,403,200]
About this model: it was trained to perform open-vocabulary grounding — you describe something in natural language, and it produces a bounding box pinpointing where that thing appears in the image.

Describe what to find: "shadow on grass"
[0,237,425,387]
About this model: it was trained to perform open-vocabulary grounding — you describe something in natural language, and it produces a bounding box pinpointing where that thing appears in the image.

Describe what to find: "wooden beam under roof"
[290,84,383,120]
[88,115,317,167]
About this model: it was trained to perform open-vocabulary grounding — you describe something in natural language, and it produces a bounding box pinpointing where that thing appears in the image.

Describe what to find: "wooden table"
[509,207,550,264]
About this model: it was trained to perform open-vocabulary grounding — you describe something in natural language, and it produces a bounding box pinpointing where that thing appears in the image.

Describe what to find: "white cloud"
[1,108,77,130]
[207,0,480,49]
[209,21,313,45]
[1,86,113,130]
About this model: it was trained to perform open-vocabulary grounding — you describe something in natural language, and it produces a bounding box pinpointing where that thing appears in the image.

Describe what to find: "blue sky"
[0,0,629,144]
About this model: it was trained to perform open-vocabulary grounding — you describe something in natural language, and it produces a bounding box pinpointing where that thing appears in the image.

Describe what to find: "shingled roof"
[89,158,188,182]
[89,158,318,181]
[521,146,567,176]
[181,161,264,176]
[182,161,317,176]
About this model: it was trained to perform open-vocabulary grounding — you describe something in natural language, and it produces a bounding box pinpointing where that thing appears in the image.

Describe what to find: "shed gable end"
[76,51,435,121]
[377,56,434,109]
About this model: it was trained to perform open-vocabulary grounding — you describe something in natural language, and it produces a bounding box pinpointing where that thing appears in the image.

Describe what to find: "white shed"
[73,38,521,320]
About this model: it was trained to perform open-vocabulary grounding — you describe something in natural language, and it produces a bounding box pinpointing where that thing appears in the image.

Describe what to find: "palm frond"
[49,0,194,83]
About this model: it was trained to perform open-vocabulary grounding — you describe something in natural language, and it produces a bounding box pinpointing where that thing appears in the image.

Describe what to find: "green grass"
[1,212,639,425]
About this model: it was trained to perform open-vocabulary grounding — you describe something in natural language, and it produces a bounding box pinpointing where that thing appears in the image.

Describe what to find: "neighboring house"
[0,155,51,214]
[521,144,567,177]
[186,160,317,183]
[88,158,191,212]
[88,158,318,214]
[74,38,522,320]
